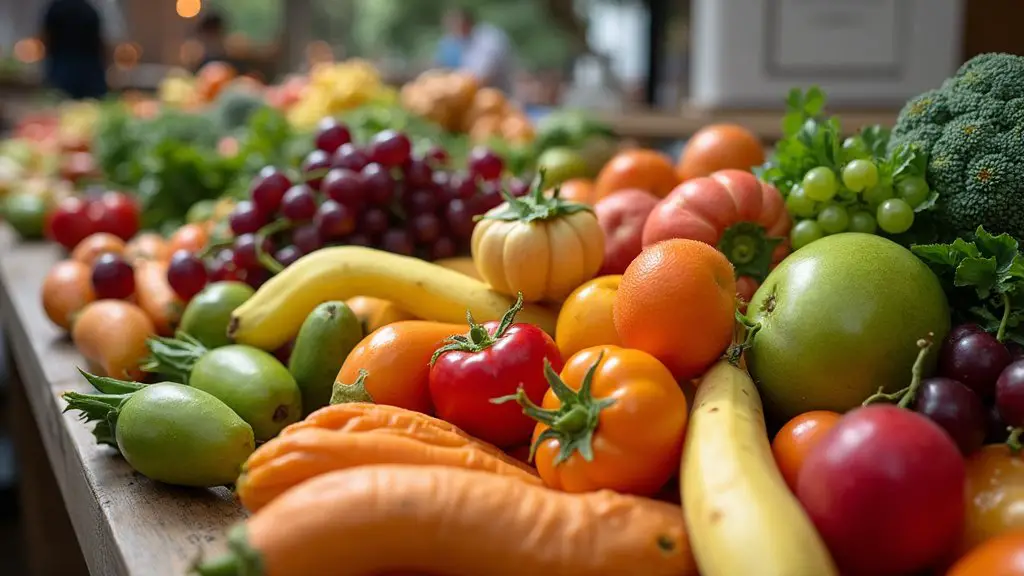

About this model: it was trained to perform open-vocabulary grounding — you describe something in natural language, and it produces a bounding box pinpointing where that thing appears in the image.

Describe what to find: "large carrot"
[201,465,697,576]
[72,300,155,380]
[236,428,542,512]
[281,402,535,473]
[133,260,184,336]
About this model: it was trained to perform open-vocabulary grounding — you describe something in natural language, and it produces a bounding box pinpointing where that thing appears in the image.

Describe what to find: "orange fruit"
[947,531,1024,576]
[555,275,623,359]
[771,410,842,492]
[550,178,596,205]
[594,149,680,201]
[677,124,765,182]
[166,223,209,255]
[614,239,736,379]
[346,296,417,335]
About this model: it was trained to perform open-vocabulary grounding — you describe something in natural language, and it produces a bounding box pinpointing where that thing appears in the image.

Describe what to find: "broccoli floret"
[889,53,1024,240]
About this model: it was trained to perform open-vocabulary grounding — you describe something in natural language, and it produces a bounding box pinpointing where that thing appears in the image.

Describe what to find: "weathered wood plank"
[0,226,246,576]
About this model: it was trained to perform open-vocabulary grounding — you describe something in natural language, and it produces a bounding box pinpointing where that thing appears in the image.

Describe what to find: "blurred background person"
[445,7,515,94]
[435,16,464,70]
[194,10,233,72]
[40,0,108,100]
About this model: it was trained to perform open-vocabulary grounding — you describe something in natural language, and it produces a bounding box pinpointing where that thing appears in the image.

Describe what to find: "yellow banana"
[228,247,558,351]
[682,360,838,576]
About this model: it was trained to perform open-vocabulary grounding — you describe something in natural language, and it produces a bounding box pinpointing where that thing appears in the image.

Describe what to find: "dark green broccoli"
[889,53,1024,240]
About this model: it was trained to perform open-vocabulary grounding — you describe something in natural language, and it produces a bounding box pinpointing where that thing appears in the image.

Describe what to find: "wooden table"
[0,226,246,576]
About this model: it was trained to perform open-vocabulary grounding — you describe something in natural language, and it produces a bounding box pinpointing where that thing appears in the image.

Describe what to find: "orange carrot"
[133,260,183,336]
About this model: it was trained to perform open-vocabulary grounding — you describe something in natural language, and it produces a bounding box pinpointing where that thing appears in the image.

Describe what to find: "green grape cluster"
[785,136,931,250]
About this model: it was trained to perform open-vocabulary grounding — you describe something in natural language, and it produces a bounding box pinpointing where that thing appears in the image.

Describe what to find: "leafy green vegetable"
[912,226,1024,344]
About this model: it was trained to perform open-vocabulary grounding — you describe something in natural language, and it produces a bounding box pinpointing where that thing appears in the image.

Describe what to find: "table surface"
[0,226,246,576]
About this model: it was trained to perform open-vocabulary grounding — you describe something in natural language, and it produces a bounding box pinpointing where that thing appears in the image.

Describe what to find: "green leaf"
[973,226,1019,271]
[803,86,826,116]
[859,125,891,158]
[911,243,962,268]
[954,257,999,297]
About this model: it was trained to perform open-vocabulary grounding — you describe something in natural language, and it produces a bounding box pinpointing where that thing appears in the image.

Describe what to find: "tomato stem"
[997,292,1011,343]
[330,369,375,405]
[141,331,209,383]
[861,335,933,408]
[1008,427,1024,454]
[429,293,525,365]
[725,310,761,366]
[491,353,615,465]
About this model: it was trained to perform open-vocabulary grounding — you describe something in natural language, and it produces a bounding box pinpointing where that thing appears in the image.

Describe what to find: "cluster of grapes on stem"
[874,324,1024,457]
[786,137,933,249]
[167,118,529,301]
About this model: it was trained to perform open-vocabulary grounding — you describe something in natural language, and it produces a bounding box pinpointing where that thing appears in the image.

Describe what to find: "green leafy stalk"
[476,169,592,223]
[491,354,616,465]
[141,332,209,383]
[912,226,1024,344]
[61,368,149,448]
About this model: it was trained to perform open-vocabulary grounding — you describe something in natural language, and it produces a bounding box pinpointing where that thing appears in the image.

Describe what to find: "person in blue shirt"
[40,0,108,100]
[435,34,464,70]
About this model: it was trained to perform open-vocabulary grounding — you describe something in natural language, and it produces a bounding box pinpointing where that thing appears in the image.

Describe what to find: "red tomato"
[771,410,841,492]
[797,405,965,576]
[88,192,141,241]
[46,196,95,250]
[428,295,563,447]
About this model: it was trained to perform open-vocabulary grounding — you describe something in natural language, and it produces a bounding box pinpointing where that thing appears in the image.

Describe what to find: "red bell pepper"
[428,294,563,448]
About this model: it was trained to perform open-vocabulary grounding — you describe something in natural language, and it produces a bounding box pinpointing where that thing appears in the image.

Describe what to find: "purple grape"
[445,199,475,239]
[423,145,450,168]
[301,149,331,190]
[274,245,302,268]
[362,163,396,206]
[369,130,412,168]
[281,185,318,221]
[381,228,414,255]
[232,233,273,271]
[987,401,1010,444]
[292,223,324,254]
[429,236,457,260]
[331,143,371,172]
[315,118,351,154]
[244,267,272,290]
[359,208,390,237]
[410,213,442,244]
[996,360,1024,427]
[507,177,531,198]
[321,168,366,210]
[404,158,435,190]
[467,146,504,181]
[406,190,439,215]
[315,200,356,239]
[940,330,1012,398]
[250,167,291,215]
[911,377,987,455]
[344,233,372,248]
[450,172,477,200]
[229,200,267,235]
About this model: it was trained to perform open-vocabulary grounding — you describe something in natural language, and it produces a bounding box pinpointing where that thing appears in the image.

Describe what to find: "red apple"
[797,405,965,576]
[594,188,660,275]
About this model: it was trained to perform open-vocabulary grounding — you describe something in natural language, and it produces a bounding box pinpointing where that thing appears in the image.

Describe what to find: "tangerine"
[614,239,736,380]
[550,178,596,205]
[677,124,765,182]
[555,275,623,360]
[594,149,680,201]
[947,531,1024,576]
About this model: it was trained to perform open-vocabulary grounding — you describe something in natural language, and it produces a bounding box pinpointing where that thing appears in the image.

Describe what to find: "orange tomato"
[771,410,842,491]
[947,531,1024,576]
[594,149,680,201]
[521,345,688,496]
[335,321,466,415]
[196,61,237,102]
[677,124,765,182]
[555,275,622,360]
[614,239,736,380]
[960,445,1024,555]
[166,223,210,255]
[41,260,96,331]
[550,178,596,205]
[71,233,126,266]
[345,296,417,335]
[124,233,170,264]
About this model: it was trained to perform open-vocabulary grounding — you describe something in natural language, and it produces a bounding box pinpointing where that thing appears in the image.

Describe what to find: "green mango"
[288,301,364,416]
[3,193,48,239]
[180,282,255,349]
[189,345,303,441]
[64,381,254,487]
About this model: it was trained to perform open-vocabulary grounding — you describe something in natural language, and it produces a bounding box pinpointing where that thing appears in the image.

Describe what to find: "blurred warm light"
[113,43,141,70]
[305,41,334,66]
[176,0,201,18]
[180,39,205,67]
[13,38,44,63]
[225,33,250,54]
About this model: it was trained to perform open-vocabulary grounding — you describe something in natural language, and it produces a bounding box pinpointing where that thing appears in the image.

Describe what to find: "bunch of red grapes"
[907,324,1024,456]
[167,118,529,301]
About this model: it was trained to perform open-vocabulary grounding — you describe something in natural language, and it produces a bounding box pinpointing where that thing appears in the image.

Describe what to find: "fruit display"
[10,50,1024,576]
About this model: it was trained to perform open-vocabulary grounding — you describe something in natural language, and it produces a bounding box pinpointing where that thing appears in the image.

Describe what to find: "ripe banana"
[682,360,838,576]
[228,247,558,351]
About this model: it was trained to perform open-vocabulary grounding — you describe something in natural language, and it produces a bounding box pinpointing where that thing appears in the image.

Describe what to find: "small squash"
[471,175,604,303]
[642,169,791,294]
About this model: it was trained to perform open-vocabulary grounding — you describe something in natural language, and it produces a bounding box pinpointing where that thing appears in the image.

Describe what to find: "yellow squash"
[471,180,604,303]
[681,360,838,576]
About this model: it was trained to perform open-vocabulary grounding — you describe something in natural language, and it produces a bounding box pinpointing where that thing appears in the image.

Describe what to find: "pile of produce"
[23,52,1024,576]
